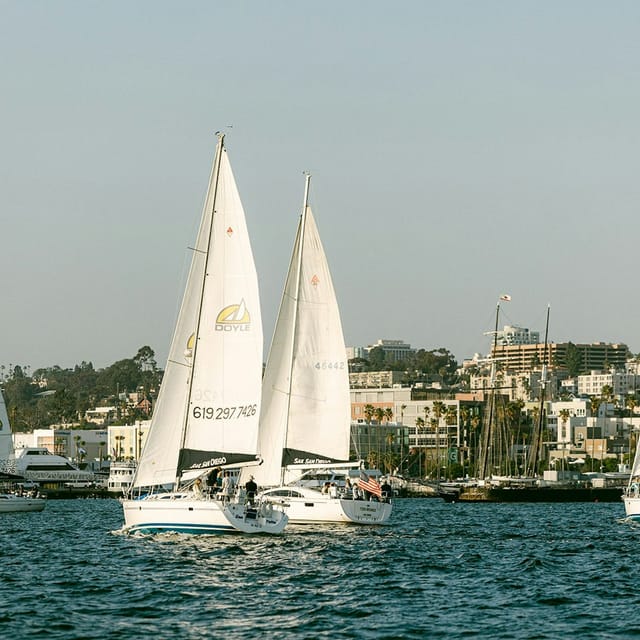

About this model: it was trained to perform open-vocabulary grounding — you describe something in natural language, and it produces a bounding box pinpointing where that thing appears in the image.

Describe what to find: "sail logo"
[311,274,320,287]
[215,299,251,332]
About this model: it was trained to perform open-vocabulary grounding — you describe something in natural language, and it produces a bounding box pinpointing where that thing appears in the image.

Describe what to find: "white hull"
[262,487,392,525]
[121,493,288,535]
[0,494,46,513]
[623,495,640,520]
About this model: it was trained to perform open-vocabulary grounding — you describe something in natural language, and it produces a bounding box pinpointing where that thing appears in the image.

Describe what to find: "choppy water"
[1,498,638,639]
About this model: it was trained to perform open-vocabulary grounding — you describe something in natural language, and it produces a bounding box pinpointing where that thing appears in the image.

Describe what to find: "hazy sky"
[2,1,639,373]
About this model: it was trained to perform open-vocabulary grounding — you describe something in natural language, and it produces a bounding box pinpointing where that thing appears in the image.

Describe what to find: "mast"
[526,305,550,477]
[175,133,225,487]
[478,302,501,480]
[279,172,311,484]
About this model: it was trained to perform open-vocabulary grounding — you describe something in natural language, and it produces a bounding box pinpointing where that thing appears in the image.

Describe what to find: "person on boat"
[321,481,331,494]
[220,472,235,501]
[329,483,338,498]
[206,467,221,494]
[380,480,393,503]
[193,478,203,497]
[245,475,258,506]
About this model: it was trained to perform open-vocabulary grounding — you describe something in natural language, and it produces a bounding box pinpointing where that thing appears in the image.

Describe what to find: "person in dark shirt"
[206,467,221,494]
[380,480,393,503]
[245,475,258,506]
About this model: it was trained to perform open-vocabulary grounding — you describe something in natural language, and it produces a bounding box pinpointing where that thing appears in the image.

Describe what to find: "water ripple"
[1,499,638,638]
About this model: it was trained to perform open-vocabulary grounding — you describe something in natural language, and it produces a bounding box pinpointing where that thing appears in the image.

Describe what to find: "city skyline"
[3,2,639,372]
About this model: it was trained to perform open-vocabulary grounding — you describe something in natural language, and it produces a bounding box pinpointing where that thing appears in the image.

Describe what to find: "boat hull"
[455,486,623,503]
[623,495,640,520]
[0,494,46,513]
[121,494,288,535]
[262,489,392,524]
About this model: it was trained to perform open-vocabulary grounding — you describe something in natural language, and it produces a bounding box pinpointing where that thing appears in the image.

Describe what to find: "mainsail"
[132,136,263,489]
[253,175,350,488]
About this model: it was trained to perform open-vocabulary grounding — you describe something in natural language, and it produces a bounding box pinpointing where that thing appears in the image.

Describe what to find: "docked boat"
[246,174,391,525]
[107,460,137,495]
[14,448,94,487]
[0,392,46,513]
[121,134,287,535]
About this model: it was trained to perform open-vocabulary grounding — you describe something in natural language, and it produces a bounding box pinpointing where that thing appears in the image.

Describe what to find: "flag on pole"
[358,470,382,497]
[500,294,511,301]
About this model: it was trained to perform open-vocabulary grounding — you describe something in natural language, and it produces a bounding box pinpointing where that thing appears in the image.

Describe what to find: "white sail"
[253,178,350,488]
[132,138,263,489]
[0,389,15,466]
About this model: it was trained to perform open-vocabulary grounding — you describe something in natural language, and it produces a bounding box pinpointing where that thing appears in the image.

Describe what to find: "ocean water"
[1,498,637,639]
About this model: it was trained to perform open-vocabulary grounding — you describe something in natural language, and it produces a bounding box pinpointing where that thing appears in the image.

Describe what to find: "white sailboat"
[623,439,640,520]
[250,174,392,524]
[0,390,46,513]
[121,134,287,535]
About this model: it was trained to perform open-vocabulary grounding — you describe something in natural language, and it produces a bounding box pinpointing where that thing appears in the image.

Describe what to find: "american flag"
[358,470,382,497]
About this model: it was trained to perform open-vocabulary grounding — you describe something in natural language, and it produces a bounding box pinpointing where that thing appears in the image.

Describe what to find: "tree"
[368,347,386,370]
[415,417,425,478]
[565,342,583,377]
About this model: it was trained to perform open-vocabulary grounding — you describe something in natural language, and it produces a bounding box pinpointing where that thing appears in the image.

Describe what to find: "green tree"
[565,342,583,377]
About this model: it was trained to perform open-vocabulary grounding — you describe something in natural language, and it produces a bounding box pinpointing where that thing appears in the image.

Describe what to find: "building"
[349,371,404,388]
[108,421,150,461]
[489,342,629,375]
[350,386,481,476]
[497,325,540,346]
[577,370,638,398]
[367,339,415,363]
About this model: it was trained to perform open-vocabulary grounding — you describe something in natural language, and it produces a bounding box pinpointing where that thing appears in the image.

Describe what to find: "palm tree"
[430,418,439,479]
[432,401,445,480]
[115,434,125,461]
[415,417,425,478]
[363,404,375,461]
[384,432,396,473]
[374,408,385,460]
[558,409,571,470]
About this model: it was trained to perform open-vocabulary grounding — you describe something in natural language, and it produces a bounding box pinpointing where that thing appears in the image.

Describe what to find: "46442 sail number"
[192,404,257,420]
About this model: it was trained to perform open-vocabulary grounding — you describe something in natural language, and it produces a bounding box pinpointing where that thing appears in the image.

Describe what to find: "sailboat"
[0,389,46,513]
[121,134,288,535]
[248,174,392,524]
[623,440,640,520]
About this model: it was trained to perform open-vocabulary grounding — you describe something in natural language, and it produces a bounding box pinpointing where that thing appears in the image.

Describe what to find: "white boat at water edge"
[107,460,137,495]
[244,174,391,525]
[14,447,95,486]
[121,134,287,535]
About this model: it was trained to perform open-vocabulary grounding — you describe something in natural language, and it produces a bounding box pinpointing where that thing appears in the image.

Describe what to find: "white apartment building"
[366,339,415,363]
[577,370,638,397]
[350,387,463,453]
[497,325,540,346]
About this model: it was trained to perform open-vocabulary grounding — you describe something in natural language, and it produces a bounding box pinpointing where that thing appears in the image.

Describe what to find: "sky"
[2,1,639,373]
